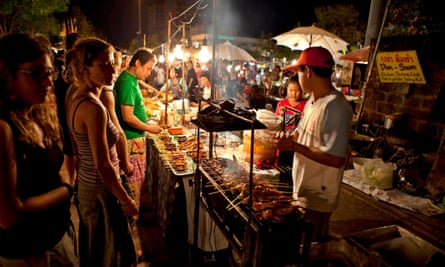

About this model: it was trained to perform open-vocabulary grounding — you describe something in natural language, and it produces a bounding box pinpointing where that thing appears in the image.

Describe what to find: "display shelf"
[191,118,265,132]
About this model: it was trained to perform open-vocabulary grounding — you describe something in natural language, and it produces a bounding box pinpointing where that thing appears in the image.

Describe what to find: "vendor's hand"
[122,161,134,177]
[147,124,162,134]
[273,131,297,151]
[121,198,138,217]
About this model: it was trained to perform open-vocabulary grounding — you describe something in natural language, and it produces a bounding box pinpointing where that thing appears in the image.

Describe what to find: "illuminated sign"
[218,35,234,41]
[376,50,426,84]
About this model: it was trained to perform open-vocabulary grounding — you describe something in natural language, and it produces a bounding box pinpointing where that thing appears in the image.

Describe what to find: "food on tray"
[158,92,176,102]
[200,158,306,221]
[187,150,208,162]
[177,136,204,151]
[164,150,187,171]
[168,127,183,135]
[143,97,160,110]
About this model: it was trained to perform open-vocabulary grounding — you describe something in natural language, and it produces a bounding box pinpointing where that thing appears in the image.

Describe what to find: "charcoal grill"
[198,158,313,267]
[192,100,312,267]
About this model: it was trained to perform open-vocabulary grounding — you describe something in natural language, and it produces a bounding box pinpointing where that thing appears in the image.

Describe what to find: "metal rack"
[191,100,312,266]
[280,105,302,131]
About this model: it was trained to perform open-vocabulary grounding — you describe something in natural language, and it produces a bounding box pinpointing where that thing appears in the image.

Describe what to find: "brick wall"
[360,33,445,142]
[359,33,445,200]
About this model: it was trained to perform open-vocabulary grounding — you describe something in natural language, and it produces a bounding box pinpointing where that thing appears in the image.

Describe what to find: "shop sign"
[218,35,234,41]
[376,50,426,84]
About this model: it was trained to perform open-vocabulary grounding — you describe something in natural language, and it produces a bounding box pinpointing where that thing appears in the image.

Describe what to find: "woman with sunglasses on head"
[0,33,78,266]
[65,37,138,267]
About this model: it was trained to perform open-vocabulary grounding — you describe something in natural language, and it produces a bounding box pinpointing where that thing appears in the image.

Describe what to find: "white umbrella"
[273,25,349,58]
[216,41,256,62]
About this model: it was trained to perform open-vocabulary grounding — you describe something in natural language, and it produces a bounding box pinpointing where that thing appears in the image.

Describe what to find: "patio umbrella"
[273,24,349,58]
[339,46,370,63]
[216,41,256,61]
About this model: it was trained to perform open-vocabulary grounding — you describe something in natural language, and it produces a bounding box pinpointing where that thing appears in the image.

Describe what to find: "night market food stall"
[141,88,445,267]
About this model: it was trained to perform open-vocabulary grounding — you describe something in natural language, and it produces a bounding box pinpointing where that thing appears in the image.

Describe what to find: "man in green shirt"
[114,48,162,210]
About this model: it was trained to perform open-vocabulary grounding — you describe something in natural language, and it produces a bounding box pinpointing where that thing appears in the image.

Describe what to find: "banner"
[376,50,426,84]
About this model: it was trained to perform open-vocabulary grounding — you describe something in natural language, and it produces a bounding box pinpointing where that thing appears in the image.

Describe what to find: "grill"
[199,158,313,267]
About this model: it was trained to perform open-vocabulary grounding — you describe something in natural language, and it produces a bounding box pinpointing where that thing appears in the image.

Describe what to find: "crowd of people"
[0,30,352,266]
[140,56,298,113]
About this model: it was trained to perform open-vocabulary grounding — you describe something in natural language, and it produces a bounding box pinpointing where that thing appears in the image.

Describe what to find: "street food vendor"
[114,48,162,210]
[272,47,353,242]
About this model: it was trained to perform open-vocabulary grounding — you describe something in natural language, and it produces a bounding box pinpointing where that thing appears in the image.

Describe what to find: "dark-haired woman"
[0,33,78,266]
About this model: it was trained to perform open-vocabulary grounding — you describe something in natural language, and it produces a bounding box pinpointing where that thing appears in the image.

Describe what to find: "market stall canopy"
[272,24,349,59]
[216,41,256,62]
[339,46,370,63]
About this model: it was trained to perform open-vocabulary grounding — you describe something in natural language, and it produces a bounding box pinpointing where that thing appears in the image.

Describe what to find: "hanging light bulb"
[158,54,165,63]
[168,53,175,63]
[226,64,232,73]
[198,45,210,63]
[173,44,183,60]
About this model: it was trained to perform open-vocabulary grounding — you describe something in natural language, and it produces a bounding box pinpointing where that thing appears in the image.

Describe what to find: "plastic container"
[242,130,277,162]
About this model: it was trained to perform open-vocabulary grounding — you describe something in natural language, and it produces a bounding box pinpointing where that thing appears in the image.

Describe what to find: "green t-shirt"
[113,71,147,139]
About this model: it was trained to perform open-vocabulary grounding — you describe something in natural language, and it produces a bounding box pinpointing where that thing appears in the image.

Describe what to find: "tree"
[255,31,298,64]
[385,0,445,36]
[0,0,69,36]
[70,6,96,38]
[314,4,367,50]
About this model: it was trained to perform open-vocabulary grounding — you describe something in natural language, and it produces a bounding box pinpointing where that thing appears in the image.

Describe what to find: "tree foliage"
[315,4,367,50]
[0,0,69,36]
[385,0,445,36]
[70,6,96,38]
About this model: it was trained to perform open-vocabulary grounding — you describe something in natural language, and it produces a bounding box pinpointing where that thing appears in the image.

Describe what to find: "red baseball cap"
[283,46,335,72]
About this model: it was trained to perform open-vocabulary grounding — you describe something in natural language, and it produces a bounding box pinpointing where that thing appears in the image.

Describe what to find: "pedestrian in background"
[275,75,307,130]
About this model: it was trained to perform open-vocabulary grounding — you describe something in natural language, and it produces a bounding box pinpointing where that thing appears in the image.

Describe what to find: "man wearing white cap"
[273,46,353,241]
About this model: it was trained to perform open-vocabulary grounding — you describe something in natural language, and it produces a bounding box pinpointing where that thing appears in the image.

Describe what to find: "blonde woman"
[66,37,138,267]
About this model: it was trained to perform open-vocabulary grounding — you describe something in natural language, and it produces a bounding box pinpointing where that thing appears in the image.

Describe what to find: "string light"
[198,45,210,63]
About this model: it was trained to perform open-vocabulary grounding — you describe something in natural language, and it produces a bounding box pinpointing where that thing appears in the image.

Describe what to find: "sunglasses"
[18,67,57,82]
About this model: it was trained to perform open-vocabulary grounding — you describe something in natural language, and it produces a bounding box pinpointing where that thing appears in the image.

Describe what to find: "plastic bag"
[361,158,395,190]
[256,109,282,130]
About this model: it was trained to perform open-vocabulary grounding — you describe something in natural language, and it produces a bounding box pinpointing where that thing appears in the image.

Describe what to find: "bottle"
[167,109,176,127]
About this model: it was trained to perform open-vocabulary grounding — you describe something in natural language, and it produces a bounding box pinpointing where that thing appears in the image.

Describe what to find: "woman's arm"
[82,101,138,217]
[100,89,133,175]
[0,120,72,229]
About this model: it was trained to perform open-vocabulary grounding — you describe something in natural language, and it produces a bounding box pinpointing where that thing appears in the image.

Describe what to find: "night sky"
[73,0,370,47]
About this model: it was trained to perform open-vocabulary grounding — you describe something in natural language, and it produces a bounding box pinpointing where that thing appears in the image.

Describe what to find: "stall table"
[144,133,229,264]
[341,168,445,250]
